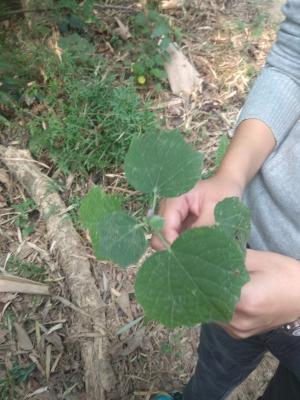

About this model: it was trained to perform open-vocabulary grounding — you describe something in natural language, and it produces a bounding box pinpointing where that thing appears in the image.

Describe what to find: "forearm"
[216,119,275,191]
[216,1,300,192]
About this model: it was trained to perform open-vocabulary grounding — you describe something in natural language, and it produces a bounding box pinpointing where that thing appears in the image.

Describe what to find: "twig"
[0,145,117,399]
[0,8,53,17]
[53,295,94,319]
[94,4,139,12]
[1,157,50,169]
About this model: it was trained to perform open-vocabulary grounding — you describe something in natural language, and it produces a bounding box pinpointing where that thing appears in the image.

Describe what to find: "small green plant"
[12,199,37,238]
[0,363,36,400]
[80,130,251,328]
[130,9,181,84]
[5,257,46,282]
[28,34,160,175]
[67,195,84,228]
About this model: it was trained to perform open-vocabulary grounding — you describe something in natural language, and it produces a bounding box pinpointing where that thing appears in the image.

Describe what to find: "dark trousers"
[183,324,300,400]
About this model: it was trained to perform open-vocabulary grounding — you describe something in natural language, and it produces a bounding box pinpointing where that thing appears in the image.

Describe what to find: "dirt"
[268,0,286,22]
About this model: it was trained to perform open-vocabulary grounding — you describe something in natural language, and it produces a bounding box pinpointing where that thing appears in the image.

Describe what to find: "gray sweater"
[237,0,300,259]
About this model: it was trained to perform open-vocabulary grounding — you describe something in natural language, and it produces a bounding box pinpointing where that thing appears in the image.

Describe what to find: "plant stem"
[151,189,158,215]
[156,231,171,252]
[135,222,146,230]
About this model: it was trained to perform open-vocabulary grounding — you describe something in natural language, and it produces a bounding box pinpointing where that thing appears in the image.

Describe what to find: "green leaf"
[154,54,165,66]
[91,212,148,267]
[151,23,169,39]
[135,226,248,328]
[215,135,230,168]
[59,33,95,59]
[79,186,122,228]
[215,197,251,250]
[159,37,171,51]
[125,130,203,197]
[132,62,145,76]
[151,68,167,80]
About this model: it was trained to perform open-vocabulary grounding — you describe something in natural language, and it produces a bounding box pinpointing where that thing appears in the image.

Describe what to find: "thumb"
[150,196,189,250]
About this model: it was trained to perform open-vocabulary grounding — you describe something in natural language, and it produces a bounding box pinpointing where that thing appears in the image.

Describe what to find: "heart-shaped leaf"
[90,212,148,267]
[215,197,251,250]
[135,226,249,328]
[125,130,203,197]
[80,186,122,228]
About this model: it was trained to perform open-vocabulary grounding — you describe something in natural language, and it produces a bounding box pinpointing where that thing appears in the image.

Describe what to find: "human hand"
[222,249,300,339]
[151,174,244,250]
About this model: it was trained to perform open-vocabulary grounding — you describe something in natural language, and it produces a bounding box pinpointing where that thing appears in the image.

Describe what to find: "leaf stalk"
[156,231,171,252]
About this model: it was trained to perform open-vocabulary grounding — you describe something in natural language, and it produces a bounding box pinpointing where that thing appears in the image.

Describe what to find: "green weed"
[0,363,36,400]
[12,199,37,237]
[130,8,181,84]
[5,256,46,282]
[67,194,82,228]
[26,33,160,175]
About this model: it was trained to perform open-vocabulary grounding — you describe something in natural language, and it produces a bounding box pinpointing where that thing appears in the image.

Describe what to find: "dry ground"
[0,1,285,399]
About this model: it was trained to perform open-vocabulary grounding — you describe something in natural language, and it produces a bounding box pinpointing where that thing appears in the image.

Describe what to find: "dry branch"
[0,274,49,295]
[0,145,117,400]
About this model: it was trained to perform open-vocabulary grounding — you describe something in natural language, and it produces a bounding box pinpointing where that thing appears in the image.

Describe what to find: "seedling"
[12,199,37,238]
[130,9,181,84]
[80,130,250,328]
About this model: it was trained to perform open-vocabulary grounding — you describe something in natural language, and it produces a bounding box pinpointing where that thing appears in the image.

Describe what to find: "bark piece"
[0,145,117,400]
[165,43,202,96]
[115,291,133,320]
[114,17,131,40]
[160,0,184,10]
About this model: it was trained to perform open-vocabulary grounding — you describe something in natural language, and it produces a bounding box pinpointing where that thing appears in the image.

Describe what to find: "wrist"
[215,119,276,192]
[215,166,247,194]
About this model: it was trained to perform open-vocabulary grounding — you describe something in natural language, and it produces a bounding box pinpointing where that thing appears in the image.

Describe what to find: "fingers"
[190,201,216,227]
[151,196,190,250]
[219,322,259,339]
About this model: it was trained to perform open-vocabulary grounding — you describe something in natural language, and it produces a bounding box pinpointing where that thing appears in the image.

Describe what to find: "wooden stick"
[0,274,49,295]
[0,145,117,400]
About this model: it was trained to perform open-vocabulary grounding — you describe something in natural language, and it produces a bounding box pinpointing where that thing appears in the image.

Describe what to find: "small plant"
[28,34,160,175]
[80,130,250,328]
[130,8,181,84]
[5,256,46,282]
[0,363,36,400]
[12,199,37,238]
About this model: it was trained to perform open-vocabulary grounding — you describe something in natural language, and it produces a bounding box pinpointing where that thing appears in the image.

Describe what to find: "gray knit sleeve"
[236,0,300,145]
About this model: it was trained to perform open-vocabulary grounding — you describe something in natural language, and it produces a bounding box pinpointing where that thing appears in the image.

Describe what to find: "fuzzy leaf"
[215,197,251,250]
[91,212,147,267]
[125,131,203,197]
[79,186,122,228]
[135,226,248,328]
